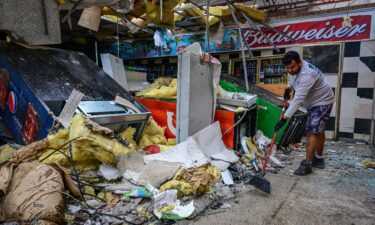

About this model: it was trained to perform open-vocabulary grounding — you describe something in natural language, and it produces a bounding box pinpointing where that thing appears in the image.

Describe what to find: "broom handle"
[261,100,288,174]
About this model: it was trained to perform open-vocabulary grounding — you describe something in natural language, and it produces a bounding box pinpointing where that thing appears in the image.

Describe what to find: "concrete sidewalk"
[191,142,375,225]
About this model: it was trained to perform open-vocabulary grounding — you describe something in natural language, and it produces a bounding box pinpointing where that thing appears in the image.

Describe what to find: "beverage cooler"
[259,57,288,84]
[229,55,288,85]
[230,59,258,84]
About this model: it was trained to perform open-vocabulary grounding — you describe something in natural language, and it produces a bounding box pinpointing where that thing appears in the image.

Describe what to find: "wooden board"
[255,84,288,97]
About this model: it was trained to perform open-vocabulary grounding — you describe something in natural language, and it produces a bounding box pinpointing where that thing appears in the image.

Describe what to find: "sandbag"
[0,162,81,225]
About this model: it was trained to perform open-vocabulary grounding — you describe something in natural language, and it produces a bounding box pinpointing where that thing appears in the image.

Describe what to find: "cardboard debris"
[78,6,101,31]
[120,152,182,187]
[144,137,210,168]
[191,122,239,163]
[211,160,231,171]
[221,170,234,185]
[0,162,80,225]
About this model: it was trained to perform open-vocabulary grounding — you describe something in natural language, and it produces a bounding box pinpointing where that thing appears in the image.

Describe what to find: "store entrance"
[302,43,343,140]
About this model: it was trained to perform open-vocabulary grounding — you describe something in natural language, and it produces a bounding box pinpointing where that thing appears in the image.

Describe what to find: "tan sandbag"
[11,138,50,164]
[0,162,81,225]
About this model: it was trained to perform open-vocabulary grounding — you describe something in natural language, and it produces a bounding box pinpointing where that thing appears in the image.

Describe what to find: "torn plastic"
[123,187,153,198]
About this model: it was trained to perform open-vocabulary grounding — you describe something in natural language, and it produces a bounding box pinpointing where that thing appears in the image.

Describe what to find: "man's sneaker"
[312,155,325,169]
[294,160,312,176]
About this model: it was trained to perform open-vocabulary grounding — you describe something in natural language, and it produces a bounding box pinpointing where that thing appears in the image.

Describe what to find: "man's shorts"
[306,104,333,134]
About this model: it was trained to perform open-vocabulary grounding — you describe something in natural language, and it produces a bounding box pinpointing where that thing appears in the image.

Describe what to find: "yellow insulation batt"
[146,0,182,28]
[175,2,266,25]
[210,3,266,22]
[0,145,15,165]
[138,117,167,148]
[136,77,177,99]
[175,3,220,26]
[160,164,220,196]
[39,114,135,171]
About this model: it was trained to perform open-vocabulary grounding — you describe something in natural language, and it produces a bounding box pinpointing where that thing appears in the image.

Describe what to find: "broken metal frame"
[226,0,251,92]
[205,0,215,122]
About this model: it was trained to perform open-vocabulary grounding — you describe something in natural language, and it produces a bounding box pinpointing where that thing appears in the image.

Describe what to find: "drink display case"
[230,59,258,84]
[229,56,287,85]
[259,57,288,84]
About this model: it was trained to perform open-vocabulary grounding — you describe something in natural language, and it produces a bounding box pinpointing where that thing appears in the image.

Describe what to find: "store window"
[302,45,340,74]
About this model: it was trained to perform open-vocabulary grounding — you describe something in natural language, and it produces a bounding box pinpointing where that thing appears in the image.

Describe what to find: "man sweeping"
[275,51,334,176]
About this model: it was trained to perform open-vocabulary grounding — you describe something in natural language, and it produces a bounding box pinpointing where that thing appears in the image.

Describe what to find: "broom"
[248,99,288,193]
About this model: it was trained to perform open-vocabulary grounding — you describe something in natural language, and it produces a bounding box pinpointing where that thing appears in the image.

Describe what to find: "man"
[275,51,334,176]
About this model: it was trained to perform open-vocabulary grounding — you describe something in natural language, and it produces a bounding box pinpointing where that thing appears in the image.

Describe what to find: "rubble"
[2,112,351,225]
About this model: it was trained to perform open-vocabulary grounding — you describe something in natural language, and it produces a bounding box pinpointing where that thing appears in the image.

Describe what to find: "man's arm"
[284,75,316,119]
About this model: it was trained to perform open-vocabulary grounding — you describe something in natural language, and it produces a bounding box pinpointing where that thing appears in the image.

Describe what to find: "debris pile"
[0,113,305,224]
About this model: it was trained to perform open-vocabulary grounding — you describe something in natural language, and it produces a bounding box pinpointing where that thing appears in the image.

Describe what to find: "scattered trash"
[144,137,209,168]
[153,189,195,221]
[269,155,284,168]
[362,158,375,169]
[160,164,220,196]
[144,145,161,154]
[86,199,105,209]
[254,130,271,151]
[327,149,337,153]
[191,122,239,163]
[99,164,121,181]
[221,170,234,185]
[1,103,333,224]
[67,204,81,214]
[124,187,153,198]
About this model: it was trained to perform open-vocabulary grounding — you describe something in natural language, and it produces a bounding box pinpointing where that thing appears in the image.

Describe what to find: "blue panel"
[0,53,54,144]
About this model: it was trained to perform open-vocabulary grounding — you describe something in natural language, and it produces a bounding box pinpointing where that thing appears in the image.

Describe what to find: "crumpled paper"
[153,189,195,221]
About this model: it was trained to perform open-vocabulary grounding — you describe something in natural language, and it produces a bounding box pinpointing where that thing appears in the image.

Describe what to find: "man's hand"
[275,118,287,131]
[284,88,292,101]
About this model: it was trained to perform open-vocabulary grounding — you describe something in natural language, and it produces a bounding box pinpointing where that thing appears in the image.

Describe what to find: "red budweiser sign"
[244,15,371,47]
